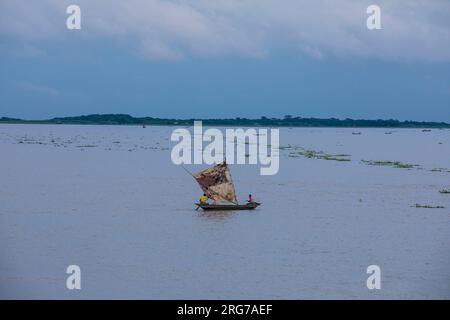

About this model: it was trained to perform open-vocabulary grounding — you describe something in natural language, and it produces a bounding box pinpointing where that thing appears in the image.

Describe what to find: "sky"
[0,0,449,121]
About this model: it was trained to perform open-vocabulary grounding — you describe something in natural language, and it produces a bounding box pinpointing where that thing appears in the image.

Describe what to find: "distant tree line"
[1,114,449,128]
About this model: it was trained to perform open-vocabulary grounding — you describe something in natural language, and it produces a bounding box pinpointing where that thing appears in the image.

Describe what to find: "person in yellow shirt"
[199,193,208,203]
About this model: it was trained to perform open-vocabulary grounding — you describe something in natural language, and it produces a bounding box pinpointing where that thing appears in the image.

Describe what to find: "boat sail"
[192,161,260,211]
[193,161,238,204]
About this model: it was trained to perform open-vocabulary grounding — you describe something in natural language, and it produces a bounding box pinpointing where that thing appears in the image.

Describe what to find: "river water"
[0,124,449,299]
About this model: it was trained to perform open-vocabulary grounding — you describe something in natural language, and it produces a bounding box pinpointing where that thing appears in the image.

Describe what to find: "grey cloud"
[1,0,449,61]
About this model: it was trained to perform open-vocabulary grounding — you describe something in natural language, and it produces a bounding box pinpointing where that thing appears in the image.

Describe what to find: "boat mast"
[223,160,238,204]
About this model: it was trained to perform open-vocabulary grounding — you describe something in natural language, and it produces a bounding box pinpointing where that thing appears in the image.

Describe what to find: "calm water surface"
[1,124,449,299]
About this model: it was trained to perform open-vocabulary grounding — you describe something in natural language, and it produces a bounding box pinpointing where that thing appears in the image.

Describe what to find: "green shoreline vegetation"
[1,114,450,128]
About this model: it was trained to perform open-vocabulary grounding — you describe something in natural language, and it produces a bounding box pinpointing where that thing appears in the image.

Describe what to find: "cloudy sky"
[0,0,449,121]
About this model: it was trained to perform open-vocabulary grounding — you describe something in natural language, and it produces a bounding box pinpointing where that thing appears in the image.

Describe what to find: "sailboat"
[191,161,261,211]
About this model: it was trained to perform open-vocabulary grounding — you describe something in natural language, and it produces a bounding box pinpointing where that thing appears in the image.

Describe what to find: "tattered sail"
[193,161,238,204]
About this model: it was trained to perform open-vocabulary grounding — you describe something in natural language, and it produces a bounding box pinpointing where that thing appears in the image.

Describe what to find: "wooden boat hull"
[195,202,261,211]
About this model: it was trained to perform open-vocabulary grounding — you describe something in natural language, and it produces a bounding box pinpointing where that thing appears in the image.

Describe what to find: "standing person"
[248,194,254,203]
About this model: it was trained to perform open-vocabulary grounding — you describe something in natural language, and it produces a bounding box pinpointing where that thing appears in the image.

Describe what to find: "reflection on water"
[197,209,238,221]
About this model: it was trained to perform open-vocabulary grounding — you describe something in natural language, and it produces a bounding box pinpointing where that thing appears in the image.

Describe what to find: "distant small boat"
[352,132,362,135]
[195,202,260,211]
[188,161,261,211]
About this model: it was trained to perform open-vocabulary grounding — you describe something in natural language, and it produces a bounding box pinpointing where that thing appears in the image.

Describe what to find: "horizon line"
[2,113,450,124]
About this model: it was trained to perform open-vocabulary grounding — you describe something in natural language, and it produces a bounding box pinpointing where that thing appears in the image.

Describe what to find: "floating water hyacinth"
[414,204,445,209]
[431,168,450,173]
[287,147,351,162]
[362,160,418,169]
